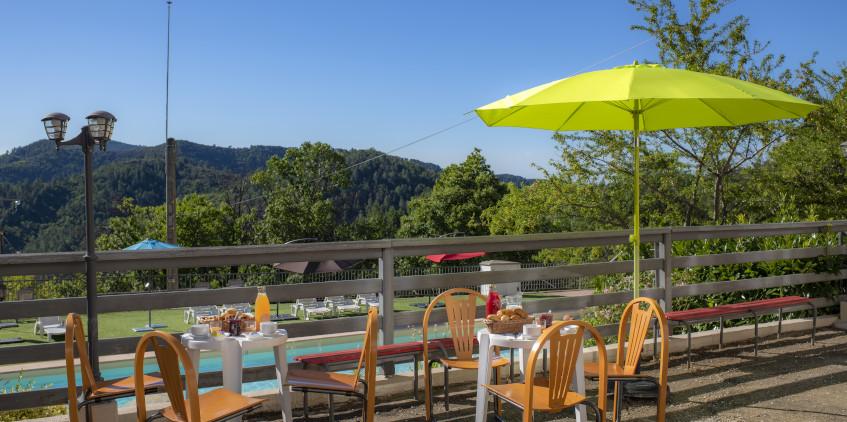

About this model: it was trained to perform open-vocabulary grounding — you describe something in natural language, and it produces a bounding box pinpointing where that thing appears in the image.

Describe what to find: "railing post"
[657,231,673,312]
[835,231,847,331]
[379,247,395,345]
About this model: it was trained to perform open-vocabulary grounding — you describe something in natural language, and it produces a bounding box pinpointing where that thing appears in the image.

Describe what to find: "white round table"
[475,327,587,422]
[181,330,293,422]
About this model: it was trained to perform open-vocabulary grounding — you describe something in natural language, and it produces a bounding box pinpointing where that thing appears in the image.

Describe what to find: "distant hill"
[0,139,286,185]
[497,173,536,187]
[0,140,532,252]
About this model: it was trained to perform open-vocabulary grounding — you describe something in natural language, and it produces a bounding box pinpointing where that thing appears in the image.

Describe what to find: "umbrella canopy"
[476,62,819,296]
[123,238,180,250]
[273,238,360,274]
[273,260,359,274]
[476,62,819,131]
[425,252,486,263]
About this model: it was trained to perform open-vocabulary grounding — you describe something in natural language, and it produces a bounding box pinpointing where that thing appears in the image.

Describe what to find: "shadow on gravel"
[245,329,847,422]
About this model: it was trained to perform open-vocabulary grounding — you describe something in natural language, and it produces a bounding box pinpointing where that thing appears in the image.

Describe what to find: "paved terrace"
[241,328,847,422]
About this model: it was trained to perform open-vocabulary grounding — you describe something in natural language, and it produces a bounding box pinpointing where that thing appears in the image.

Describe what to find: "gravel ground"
[247,328,847,421]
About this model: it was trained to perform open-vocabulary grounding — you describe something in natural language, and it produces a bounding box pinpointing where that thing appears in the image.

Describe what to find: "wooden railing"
[1,220,846,410]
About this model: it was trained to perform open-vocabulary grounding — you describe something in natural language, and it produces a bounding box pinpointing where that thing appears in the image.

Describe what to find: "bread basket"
[484,307,533,334]
[484,317,535,334]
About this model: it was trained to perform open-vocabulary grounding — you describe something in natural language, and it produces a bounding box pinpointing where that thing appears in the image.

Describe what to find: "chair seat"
[287,368,359,392]
[89,374,162,400]
[484,378,587,412]
[161,388,264,422]
[583,361,641,379]
[440,356,509,370]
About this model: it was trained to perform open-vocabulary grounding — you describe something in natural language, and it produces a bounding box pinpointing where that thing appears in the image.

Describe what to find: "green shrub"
[0,372,65,421]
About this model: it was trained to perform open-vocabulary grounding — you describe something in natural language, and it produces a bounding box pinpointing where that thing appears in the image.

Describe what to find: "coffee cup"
[190,324,210,337]
[260,321,277,336]
[523,323,542,338]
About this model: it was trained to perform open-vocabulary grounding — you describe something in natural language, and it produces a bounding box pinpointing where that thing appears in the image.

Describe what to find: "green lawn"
[0,293,554,347]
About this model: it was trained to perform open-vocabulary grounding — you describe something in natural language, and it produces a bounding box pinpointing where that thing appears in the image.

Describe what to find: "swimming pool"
[0,323,457,397]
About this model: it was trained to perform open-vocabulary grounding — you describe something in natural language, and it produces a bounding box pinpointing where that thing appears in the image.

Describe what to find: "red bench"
[295,337,461,401]
[666,296,817,367]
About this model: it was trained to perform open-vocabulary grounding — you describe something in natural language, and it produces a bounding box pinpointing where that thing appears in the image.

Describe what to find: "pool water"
[0,324,457,399]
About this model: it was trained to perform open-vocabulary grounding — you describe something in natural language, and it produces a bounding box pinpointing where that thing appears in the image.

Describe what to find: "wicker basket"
[484,317,534,334]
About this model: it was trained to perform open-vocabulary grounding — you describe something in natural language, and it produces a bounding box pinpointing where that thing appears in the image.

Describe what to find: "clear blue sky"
[0,1,844,178]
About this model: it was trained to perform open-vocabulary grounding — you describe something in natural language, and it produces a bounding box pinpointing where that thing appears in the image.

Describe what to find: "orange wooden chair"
[422,288,509,421]
[484,320,608,422]
[287,306,378,421]
[583,297,669,422]
[64,313,162,422]
[133,331,264,422]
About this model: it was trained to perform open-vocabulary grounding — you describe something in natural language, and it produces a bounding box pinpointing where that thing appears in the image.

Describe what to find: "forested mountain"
[0,140,529,252]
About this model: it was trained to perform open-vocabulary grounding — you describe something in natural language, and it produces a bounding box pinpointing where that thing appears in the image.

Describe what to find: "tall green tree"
[746,64,847,220]
[628,0,819,223]
[397,149,506,238]
[337,205,403,241]
[252,142,350,243]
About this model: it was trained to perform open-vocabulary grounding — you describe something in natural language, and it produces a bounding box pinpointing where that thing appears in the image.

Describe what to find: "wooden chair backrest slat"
[421,287,484,421]
[64,313,98,422]
[352,307,379,422]
[614,297,670,422]
[615,297,668,376]
[422,288,483,362]
[624,307,653,372]
[443,293,479,360]
[523,320,607,422]
[546,324,584,405]
[134,331,201,422]
[153,338,188,418]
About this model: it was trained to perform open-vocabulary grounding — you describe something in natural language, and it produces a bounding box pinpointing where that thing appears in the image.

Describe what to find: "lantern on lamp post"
[41,111,117,379]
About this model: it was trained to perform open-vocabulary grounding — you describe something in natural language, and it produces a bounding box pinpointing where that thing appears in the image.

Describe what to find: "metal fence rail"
[0,220,845,410]
[0,266,587,300]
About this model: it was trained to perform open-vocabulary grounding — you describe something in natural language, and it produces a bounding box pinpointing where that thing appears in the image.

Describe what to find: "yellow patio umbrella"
[476,62,819,296]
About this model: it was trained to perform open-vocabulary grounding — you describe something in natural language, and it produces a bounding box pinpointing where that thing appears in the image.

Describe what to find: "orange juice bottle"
[254,286,271,330]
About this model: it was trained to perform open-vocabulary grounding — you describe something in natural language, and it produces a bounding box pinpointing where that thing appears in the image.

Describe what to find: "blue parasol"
[124,238,180,250]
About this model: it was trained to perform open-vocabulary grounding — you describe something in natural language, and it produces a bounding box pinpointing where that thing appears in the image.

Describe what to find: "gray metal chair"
[35,316,65,340]
[326,296,360,314]
[184,305,219,324]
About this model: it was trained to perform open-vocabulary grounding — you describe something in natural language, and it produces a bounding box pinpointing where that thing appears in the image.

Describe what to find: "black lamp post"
[41,111,116,379]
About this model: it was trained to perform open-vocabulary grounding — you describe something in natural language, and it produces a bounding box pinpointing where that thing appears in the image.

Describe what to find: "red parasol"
[425,252,486,263]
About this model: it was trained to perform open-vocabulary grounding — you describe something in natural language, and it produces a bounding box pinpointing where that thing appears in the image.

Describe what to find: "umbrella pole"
[632,111,641,298]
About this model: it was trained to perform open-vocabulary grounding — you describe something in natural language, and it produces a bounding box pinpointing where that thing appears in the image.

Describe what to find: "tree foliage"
[0,140,459,252]
[398,149,506,238]
[746,64,847,220]
[97,194,250,250]
[252,142,350,243]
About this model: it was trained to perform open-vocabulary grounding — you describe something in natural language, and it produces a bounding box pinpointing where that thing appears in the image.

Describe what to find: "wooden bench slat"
[666,296,812,322]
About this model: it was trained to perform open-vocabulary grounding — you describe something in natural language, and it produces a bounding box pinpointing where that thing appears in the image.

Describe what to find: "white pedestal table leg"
[274,342,293,422]
[474,332,492,422]
[573,345,587,422]
[221,338,244,422]
[187,348,201,387]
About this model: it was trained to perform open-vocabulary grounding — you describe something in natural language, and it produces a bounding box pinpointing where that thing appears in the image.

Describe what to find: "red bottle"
[486,288,501,316]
